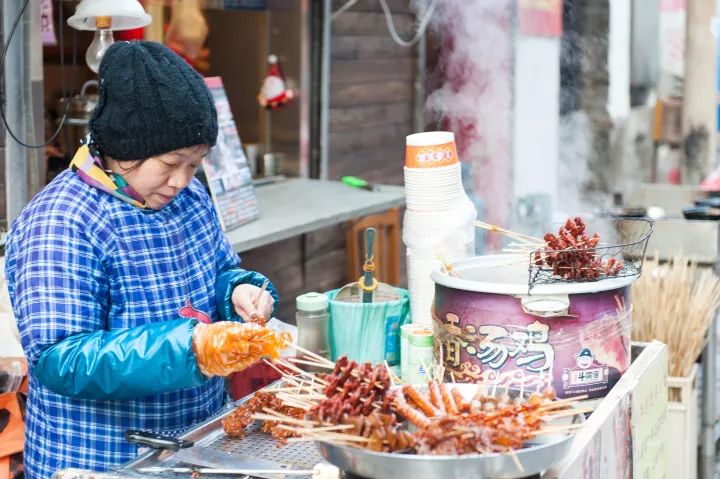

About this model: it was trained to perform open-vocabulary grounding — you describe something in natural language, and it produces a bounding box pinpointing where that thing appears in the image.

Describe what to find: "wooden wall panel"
[332,36,410,60]
[327,3,416,187]
[331,58,414,84]
[328,102,413,132]
[237,4,415,316]
[329,80,414,107]
[331,0,412,12]
[332,12,414,37]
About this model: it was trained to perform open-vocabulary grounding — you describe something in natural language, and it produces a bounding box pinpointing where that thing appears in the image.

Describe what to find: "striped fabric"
[5,164,242,478]
[70,144,146,208]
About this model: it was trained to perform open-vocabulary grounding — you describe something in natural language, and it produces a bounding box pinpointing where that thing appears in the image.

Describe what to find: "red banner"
[518,0,563,37]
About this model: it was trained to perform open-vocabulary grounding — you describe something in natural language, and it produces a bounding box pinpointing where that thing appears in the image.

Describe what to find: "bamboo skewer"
[287,433,373,444]
[535,423,585,434]
[263,358,304,385]
[632,255,720,386]
[260,407,314,423]
[535,395,588,412]
[252,412,317,427]
[290,342,335,368]
[384,360,401,386]
[437,254,463,279]
[507,450,525,474]
[274,358,330,386]
[542,407,595,421]
[474,220,543,244]
[262,385,324,394]
[286,357,335,369]
[275,424,355,434]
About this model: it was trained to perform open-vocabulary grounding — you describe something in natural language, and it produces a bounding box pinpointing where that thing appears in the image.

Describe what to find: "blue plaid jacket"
[6,169,277,479]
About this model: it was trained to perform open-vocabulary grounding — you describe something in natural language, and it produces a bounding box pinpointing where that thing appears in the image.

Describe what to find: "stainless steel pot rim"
[314,429,577,462]
[431,254,638,295]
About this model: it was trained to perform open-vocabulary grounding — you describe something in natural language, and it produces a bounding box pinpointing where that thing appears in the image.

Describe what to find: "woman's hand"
[231,284,274,323]
[192,321,290,377]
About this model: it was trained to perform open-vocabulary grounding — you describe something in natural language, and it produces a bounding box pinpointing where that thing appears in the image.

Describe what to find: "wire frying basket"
[528,218,654,289]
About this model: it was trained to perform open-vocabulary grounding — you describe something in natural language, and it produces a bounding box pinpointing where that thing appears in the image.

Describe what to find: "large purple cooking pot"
[431,255,636,399]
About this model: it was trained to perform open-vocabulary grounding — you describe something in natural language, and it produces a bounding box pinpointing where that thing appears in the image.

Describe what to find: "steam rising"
[423,0,513,251]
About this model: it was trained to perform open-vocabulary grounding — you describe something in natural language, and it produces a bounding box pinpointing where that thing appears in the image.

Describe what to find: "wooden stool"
[345,208,401,285]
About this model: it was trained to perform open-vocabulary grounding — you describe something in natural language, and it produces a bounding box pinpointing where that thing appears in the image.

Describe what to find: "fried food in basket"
[534,217,624,280]
[193,321,291,377]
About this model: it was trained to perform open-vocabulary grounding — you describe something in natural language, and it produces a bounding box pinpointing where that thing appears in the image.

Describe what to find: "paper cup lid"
[406,131,455,146]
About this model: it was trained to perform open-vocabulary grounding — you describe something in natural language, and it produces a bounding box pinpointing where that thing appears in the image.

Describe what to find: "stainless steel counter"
[225,179,405,253]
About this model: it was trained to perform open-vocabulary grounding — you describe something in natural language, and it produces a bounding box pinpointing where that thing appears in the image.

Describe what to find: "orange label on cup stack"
[405,141,458,168]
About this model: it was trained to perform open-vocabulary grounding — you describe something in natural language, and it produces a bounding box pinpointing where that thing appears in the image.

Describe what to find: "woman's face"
[110,145,209,210]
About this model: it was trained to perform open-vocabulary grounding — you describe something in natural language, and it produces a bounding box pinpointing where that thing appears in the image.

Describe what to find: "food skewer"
[474,220,543,244]
[286,357,335,369]
[291,342,336,368]
[226,354,584,462]
[249,280,270,325]
[251,413,316,428]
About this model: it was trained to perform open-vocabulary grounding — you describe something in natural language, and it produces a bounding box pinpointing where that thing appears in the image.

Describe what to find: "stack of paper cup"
[403,132,476,325]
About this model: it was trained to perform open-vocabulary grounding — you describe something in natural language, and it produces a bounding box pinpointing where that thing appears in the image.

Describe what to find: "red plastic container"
[229,360,282,400]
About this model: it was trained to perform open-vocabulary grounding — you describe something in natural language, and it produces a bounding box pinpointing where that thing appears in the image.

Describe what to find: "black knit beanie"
[89,41,218,160]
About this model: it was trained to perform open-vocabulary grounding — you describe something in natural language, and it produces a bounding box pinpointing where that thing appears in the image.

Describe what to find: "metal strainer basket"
[528,218,654,289]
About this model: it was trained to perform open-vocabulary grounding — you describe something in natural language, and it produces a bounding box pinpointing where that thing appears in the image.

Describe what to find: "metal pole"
[413,0,427,133]
[319,0,331,181]
[298,0,311,179]
[701,320,717,479]
[3,0,29,225]
[25,0,43,197]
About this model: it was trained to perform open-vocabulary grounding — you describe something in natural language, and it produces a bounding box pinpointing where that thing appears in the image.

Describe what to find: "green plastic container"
[327,288,410,365]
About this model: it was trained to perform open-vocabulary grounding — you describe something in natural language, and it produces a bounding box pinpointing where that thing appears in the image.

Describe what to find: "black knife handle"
[125,429,194,451]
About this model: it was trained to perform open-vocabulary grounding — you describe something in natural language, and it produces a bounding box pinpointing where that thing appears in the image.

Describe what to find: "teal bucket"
[327,288,410,366]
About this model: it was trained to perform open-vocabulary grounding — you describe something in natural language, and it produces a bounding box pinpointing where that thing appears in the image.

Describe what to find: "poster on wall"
[40,0,57,46]
[203,77,260,231]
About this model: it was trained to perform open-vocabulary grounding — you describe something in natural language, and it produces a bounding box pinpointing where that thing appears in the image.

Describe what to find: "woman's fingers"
[232,285,274,323]
[258,291,274,320]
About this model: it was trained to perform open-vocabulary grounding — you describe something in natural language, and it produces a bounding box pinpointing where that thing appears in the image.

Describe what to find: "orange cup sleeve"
[405,142,458,168]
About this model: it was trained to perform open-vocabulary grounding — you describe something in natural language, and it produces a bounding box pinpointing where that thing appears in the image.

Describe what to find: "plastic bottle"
[295,292,331,367]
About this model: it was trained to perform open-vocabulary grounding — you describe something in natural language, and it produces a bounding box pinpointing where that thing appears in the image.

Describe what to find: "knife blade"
[171,447,295,479]
[173,446,289,471]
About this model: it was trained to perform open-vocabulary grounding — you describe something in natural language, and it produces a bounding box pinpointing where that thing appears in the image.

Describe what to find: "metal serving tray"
[123,382,324,479]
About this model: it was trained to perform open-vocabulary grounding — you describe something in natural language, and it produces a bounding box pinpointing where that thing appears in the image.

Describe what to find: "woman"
[5,41,280,478]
